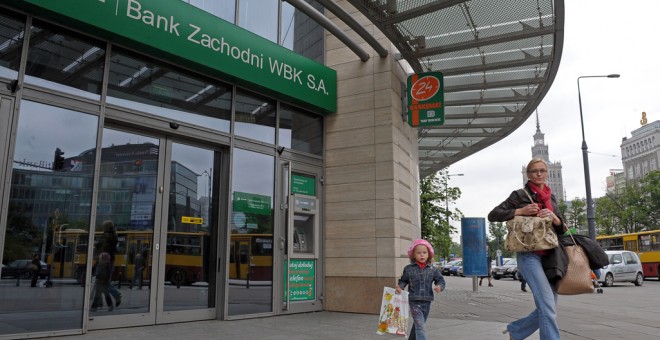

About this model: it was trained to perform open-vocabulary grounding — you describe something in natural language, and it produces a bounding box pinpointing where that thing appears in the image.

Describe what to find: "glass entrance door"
[89,128,218,328]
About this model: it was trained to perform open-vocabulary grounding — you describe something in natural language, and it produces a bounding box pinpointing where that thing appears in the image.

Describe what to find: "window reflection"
[187,0,236,23]
[234,90,276,144]
[281,1,324,62]
[24,20,105,99]
[228,148,274,316]
[1,100,98,335]
[107,48,231,133]
[0,10,25,80]
[238,0,278,43]
[279,104,323,155]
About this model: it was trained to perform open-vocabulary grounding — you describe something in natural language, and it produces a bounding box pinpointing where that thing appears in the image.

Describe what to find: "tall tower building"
[522,110,565,200]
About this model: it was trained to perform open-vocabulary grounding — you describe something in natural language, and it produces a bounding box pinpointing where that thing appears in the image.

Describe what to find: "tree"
[639,170,660,227]
[565,198,586,234]
[419,171,462,261]
[487,221,513,259]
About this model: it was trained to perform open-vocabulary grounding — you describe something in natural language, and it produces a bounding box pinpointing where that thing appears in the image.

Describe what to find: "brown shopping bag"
[376,287,409,336]
[556,243,594,295]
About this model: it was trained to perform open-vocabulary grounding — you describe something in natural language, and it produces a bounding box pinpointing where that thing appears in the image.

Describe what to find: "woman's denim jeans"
[408,300,431,340]
[507,252,559,340]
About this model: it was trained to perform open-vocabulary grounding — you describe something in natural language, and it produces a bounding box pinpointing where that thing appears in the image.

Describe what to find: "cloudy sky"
[447,0,660,239]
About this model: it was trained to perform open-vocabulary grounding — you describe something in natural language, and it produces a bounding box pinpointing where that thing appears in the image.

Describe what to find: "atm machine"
[284,193,319,311]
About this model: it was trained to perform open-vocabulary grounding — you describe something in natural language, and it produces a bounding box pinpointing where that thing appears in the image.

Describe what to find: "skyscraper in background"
[522,110,565,200]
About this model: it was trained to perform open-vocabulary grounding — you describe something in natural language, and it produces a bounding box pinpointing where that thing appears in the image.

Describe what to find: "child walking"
[91,252,114,312]
[396,239,445,340]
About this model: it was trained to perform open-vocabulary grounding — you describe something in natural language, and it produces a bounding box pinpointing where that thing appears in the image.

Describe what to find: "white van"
[598,250,644,287]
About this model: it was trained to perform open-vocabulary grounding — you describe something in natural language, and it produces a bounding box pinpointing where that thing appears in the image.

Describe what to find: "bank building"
[0,0,563,337]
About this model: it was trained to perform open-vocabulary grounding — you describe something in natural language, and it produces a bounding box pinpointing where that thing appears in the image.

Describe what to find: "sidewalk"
[60,311,520,340]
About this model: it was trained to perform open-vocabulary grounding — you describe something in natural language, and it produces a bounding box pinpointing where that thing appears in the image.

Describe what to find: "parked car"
[0,259,48,279]
[457,265,465,277]
[598,250,644,287]
[440,260,462,276]
[492,258,518,279]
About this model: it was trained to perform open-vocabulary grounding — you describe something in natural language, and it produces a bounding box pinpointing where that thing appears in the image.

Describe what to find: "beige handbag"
[504,189,558,252]
[556,234,595,295]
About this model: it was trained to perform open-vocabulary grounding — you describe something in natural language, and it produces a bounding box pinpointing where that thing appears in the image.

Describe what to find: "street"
[433,275,660,339]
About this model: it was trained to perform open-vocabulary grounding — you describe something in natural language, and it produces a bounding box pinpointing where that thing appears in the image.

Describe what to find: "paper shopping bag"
[376,287,409,336]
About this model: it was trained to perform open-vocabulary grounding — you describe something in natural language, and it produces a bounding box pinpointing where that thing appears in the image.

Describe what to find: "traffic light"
[53,147,65,171]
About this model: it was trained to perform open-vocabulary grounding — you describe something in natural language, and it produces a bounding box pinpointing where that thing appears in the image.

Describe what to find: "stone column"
[323,1,421,314]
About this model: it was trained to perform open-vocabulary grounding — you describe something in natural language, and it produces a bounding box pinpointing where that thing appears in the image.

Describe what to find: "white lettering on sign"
[127,0,180,36]
[102,0,332,98]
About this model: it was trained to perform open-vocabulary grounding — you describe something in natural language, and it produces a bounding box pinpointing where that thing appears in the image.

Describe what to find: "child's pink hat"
[407,239,434,259]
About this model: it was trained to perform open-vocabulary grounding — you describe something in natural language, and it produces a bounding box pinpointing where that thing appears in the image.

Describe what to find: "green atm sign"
[14,0,337,114]
[407,72,445,127]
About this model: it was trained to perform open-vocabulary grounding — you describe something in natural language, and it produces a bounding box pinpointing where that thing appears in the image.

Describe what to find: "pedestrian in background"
[96,220,122,307]
[479,248,494,287]
[488,158,565,340]
[396,239,446,340]
[91,252,114,312]
[30,254,40,287]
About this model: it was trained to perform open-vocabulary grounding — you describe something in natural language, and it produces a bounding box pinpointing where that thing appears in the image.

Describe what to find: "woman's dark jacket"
[488,182,568,282]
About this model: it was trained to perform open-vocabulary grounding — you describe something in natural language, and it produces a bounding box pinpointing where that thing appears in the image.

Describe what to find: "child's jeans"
[409,300,431,340]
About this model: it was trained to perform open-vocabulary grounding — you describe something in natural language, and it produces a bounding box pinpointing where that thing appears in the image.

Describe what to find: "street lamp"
[445,173,464,227]
[577,74,619,240]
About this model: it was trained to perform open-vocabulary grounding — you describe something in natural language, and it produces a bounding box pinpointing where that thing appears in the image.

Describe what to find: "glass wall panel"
[234,89,276,144]
[187,0,236,23]
[0,10,25,80]
[238,0,278,43]
[228,148,274,316]
[281,1,324,63]
[24,20,105,100]
[0,100,98,335]
[164,142,216,311]
[279,104,323,156]
[107,48,232,133]
[90,128,161,315]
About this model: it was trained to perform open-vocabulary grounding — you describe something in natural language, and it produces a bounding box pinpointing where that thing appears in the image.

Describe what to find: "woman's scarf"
[528,181,553,212]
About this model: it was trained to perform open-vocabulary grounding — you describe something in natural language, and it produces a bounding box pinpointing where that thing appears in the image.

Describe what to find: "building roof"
[347,0,565,177]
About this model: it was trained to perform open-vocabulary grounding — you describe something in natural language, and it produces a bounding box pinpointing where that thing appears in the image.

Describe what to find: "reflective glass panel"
[24,20,105,99]
[279,104,323,156]
[234,89,276,144]
[0,10,25,80]
[90,128,160,315]
[187,0,236,23]
[107,48,231,133]
[281,1,324,62]
[0,100,98,335]
[238,0,278,43]
[164,142,216,311]
[228,148,274,316]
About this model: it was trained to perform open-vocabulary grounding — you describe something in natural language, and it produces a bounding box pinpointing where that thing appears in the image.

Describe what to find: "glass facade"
[0,3,324,337]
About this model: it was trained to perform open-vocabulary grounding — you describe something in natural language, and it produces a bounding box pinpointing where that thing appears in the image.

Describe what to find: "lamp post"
[577,74,619,240]
[445,173,464,227]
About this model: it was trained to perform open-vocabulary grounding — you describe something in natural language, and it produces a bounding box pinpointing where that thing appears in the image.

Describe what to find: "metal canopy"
[346,0,565,177]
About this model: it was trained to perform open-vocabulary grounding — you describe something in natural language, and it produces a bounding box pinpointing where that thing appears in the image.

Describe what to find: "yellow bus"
[229,234,273,281]
[48,229,207,286]
[597,230,660,279]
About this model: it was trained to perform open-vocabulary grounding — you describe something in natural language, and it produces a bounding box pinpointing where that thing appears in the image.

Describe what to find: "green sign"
[232,192,271,216]
[284,259,315,301]
[407,72,445,127]
[291,174,315,196]
[12,0,336,114]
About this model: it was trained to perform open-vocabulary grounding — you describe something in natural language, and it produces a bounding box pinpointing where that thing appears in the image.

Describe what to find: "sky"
[447,0,660,240]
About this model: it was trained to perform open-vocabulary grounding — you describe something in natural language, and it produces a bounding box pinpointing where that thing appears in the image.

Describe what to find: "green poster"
[232,192,271,215]
[284,259,315,301]
[291,174,315,196]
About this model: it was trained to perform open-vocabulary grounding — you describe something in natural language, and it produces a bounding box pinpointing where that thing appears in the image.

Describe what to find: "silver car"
[598,250,644,287]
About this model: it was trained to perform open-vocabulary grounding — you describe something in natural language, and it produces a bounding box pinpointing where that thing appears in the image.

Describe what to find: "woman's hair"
[526,158,548,172]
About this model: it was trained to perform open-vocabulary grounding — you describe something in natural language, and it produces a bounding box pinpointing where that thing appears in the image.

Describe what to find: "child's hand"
[434,284,442,293]
[395,285,402,294]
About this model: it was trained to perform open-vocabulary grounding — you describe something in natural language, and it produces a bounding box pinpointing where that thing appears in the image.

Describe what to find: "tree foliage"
[595,170,660,234]
[565,197,587,234]
[420,171,462,261]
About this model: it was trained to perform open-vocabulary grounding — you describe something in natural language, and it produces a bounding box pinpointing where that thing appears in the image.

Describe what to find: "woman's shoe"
[502,328,513,340]
[488,283,493,287]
